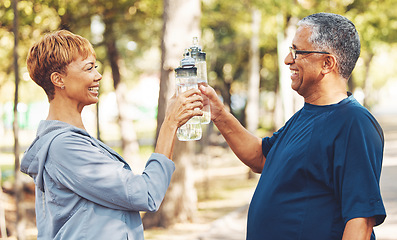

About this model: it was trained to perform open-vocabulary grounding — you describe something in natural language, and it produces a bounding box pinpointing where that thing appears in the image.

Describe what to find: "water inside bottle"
[197,81,211,124]
[177,121,202,141]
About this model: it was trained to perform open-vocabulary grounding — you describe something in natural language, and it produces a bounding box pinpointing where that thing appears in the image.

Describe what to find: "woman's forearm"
[154,121,177,159]
[154,89,203,159]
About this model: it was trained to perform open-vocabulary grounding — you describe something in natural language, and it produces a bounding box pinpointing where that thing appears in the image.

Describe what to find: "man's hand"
[199,85,227,123]
[199,84,265,173]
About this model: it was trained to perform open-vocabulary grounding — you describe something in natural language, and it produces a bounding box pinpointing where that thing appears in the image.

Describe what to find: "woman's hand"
[164,88,204,129]
[155,88,203,158]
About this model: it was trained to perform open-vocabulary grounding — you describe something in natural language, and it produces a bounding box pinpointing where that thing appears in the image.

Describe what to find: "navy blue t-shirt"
[247,94,386,240]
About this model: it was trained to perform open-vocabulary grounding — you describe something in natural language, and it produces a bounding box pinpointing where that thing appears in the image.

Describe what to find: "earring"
[61,86,65,90]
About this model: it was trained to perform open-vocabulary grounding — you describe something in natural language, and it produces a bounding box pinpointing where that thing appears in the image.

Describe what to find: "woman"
[20,30,203,239]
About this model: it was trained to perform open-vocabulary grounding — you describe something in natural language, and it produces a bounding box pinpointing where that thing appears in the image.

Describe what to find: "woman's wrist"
[154,119,178,159]
[161,117,178,133]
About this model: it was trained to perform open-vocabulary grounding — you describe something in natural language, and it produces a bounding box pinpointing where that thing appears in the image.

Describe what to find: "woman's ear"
[322,55,337,75]
[50,72,64,89]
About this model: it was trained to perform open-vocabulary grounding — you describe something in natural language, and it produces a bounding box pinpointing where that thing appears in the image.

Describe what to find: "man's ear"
[50,72,64,89]
[322,55,337,75]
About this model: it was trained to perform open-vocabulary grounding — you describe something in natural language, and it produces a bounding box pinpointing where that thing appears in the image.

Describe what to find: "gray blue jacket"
[20,120,175,239]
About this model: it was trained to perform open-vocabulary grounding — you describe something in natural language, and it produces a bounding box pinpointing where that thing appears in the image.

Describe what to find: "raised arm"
[200,85,265,173]
[155,88,203,159]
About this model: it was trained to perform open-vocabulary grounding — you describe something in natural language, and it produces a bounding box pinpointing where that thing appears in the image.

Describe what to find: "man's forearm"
[213,109,265,173]
[342,217,375,240]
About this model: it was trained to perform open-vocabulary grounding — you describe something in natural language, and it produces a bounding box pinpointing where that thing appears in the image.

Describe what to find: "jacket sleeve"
[46,132,175,212]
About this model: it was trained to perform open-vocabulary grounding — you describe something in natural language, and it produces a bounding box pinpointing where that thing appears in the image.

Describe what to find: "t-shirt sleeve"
[262,126,285,158]
[333,114,386,226]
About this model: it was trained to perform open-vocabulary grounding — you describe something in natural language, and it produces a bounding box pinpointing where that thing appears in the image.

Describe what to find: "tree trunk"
[363,52,374,109]
[246,8,261,179]
[103,20,142,172]
[115,82,143,172]
[245,8,261,135]
[218,79,232,114]
[144,0,201,228]
[276,14,301,129]
[143,141,197,228]
[13,0,26,239]
[0,168,8,238]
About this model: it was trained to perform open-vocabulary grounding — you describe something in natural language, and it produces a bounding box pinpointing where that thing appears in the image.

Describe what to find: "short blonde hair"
[26,30,96,100]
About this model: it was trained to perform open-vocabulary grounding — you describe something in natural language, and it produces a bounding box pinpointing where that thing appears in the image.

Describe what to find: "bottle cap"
[190,37,202,59]
[180,49,196,67]
[175,66,197,76]
[181,56,196,67]
[197,52,206,61]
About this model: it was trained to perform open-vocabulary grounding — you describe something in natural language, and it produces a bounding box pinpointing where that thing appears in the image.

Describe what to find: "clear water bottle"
[190,37,211,124]
[195,51,211,124]
[175,63,202,141]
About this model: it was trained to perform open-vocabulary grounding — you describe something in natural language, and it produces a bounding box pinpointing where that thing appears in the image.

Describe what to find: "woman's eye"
[87,65,98,71]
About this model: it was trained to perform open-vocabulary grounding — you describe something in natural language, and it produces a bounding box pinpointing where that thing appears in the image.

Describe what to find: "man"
[200,12,386,239]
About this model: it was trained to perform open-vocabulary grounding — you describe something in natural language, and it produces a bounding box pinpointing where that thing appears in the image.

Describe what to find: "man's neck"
[304,75,348,105]
[304,91,348,105]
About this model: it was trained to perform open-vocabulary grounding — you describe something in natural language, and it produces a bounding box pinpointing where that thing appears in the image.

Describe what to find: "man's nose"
[284,52,294,65]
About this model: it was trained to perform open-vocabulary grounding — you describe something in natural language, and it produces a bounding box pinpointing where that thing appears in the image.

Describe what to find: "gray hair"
[298,13,361,79]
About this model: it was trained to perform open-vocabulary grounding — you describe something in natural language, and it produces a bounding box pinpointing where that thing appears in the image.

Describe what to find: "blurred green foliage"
[0,0,396,114]
[0,165,14,184]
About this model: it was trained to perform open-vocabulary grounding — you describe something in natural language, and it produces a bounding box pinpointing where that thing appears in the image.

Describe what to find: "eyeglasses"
[289,47,330,60]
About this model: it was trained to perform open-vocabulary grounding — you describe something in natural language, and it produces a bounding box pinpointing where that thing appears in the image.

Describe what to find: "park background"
[1,0,397,239]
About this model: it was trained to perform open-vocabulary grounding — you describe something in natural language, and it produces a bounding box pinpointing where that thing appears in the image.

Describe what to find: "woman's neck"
[47,98,86,130]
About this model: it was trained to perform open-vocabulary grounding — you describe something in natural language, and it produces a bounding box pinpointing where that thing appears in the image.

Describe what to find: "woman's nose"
[95,70,102,82]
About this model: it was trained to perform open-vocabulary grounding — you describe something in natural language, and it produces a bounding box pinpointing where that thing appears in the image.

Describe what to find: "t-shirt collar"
[303,92,354,110]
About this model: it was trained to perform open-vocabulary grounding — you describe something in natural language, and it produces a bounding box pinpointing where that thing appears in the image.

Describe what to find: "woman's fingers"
[178,88,203,111]
[165,88,204,127]
[182,88,202,98]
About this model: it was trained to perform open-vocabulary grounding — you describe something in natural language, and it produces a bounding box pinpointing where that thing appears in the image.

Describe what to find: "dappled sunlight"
[1,0,397,239]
